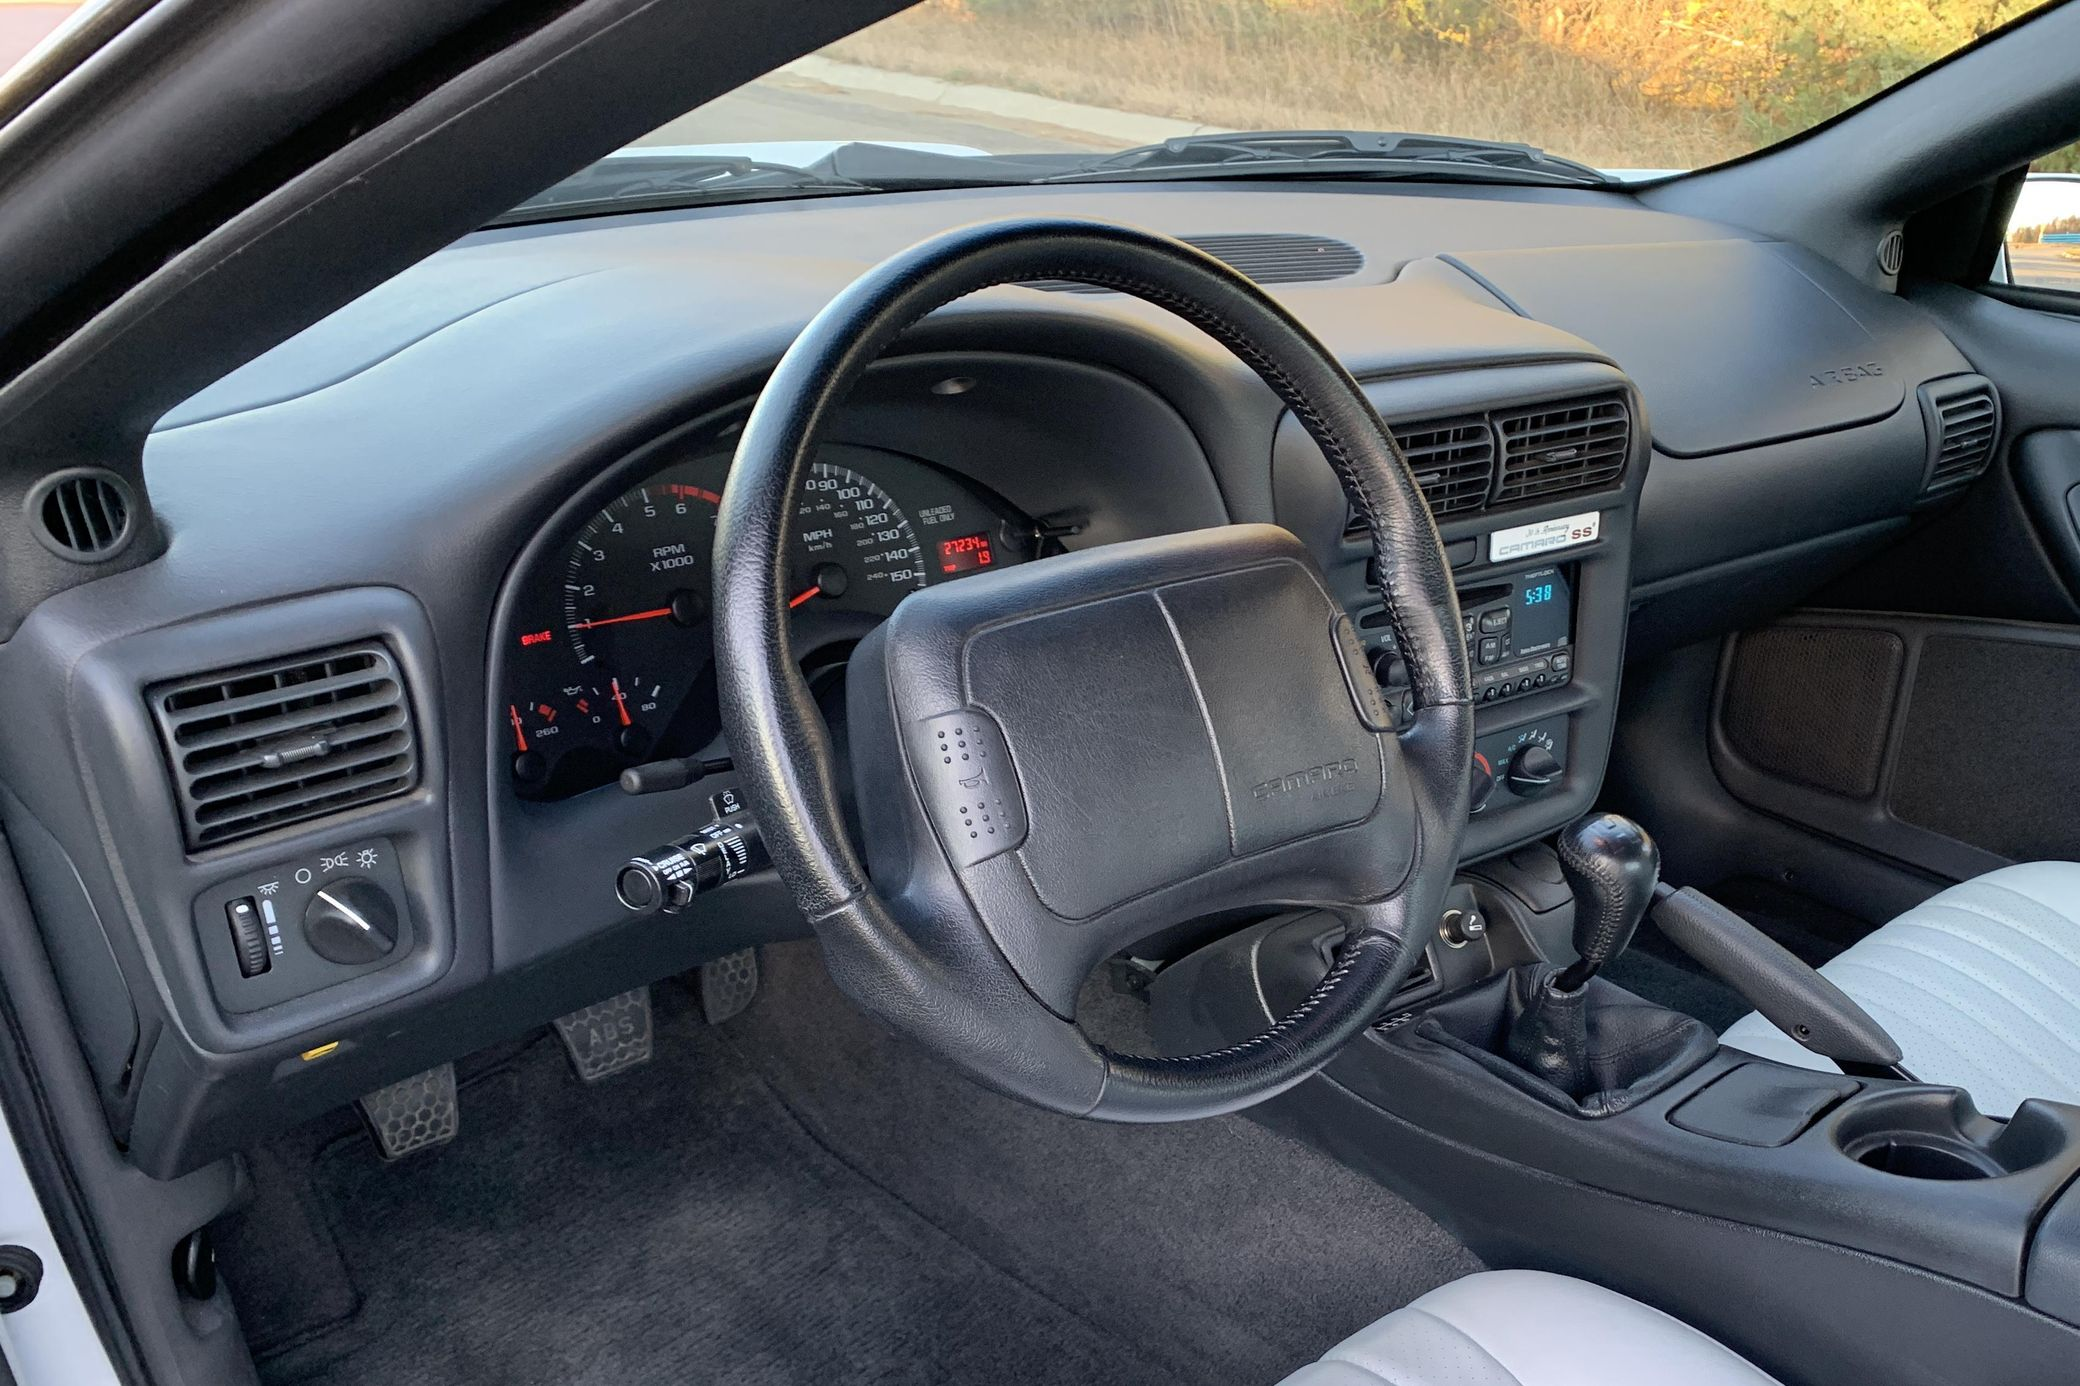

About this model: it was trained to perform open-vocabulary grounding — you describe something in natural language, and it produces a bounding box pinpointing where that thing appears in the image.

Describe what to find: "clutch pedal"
[553,986,654,1082]
[356,1062,459,1160]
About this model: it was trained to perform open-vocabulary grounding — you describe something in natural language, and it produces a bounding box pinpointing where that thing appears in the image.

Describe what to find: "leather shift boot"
[1505,965,1592,1097]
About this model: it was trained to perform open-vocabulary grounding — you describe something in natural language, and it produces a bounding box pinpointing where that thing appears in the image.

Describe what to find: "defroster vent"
[1027,233,1363,292]
[150,643,418,850]
[1493,394,1631,504]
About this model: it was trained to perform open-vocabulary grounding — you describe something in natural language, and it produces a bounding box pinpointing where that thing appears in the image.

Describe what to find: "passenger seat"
[1720,862,2080,1117]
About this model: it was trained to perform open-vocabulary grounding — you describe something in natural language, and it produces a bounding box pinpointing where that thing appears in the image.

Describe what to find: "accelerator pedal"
[553,986,654,1083]
[696,948,760,1024]
[356,1063,459,1160]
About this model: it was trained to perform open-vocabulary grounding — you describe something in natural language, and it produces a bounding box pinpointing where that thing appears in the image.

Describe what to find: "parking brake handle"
[1650,884,1906,1078]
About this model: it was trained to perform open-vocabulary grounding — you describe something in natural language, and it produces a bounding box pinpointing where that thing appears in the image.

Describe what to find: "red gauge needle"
[569,606,673,632]
[787,585,822,610]
[507,704,529,753]
[610,678,633,728]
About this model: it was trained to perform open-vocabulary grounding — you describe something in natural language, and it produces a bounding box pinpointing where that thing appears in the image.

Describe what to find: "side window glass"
[2005,143,2080,293]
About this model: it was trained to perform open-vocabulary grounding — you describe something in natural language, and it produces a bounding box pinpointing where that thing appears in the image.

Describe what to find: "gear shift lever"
[1505,811,1661,1096]
[1552,812,1660,992]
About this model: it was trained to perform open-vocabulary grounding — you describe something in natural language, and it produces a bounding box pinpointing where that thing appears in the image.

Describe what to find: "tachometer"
[558,477,722,760]
[786,462,927,616]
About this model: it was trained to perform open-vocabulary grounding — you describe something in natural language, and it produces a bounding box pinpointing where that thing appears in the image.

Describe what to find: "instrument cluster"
[501,442,1037,799]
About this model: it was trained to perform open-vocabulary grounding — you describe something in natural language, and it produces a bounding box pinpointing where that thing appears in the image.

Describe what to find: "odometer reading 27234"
[787,462,926,613]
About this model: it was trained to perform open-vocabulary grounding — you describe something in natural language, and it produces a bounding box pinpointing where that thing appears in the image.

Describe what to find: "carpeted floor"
[217,942,1480,1386]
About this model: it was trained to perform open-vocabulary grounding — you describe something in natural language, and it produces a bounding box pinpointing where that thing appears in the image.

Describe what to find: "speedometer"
[786,461,927,616]
[504,445,1034,799]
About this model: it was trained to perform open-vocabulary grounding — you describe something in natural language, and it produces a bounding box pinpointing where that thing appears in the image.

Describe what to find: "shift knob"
[1554,812,1659,991]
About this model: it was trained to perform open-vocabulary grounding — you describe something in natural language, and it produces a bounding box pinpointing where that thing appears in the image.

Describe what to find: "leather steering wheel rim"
[715,218,1472,1121]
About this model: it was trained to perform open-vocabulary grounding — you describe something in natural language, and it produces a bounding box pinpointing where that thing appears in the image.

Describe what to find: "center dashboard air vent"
[1344,413,1495,538]
[1492,394,1631,504]
[1025,233,1364,293]
[1343,392,1632,538]
[149,642,418,850]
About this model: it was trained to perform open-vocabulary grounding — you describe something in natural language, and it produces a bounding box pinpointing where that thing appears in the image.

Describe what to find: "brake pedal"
[356,1063,458,1160]
[697,948,759,1023]
[553,986,654,1082]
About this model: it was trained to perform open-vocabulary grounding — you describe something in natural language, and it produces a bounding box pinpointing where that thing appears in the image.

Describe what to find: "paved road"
[2011,243,2080,292]
[637,72,1109,154]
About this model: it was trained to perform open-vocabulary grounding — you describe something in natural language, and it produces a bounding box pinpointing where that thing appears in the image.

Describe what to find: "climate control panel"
[1469,721,1570,817]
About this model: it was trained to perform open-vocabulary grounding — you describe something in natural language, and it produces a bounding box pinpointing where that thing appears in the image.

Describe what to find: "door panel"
[1712,611,2080,876]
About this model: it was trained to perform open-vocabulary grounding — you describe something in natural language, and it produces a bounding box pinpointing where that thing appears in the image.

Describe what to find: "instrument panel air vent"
[1344,413,1494,537]
[1026,233,1363,293]
[1918,376,1999,499]
[1492,394,1632,505]
[28,468,135,562]
[150,643,417,850]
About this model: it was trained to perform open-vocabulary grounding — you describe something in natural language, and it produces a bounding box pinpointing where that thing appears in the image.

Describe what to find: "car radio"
[1355,564,1574,721]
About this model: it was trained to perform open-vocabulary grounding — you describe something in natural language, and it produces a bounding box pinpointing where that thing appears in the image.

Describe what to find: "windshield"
[507,0,2053,221]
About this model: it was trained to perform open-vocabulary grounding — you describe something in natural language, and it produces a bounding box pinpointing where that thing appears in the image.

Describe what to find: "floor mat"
[221,944,1479,1386]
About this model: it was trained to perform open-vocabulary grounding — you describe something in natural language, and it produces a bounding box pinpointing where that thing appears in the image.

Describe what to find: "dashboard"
[501,441,1035,798]
[0,176,1982,1179]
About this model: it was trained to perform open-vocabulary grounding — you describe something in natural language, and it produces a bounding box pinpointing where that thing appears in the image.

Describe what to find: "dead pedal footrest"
[356,1062,459,1160]
[553,986,654,1083]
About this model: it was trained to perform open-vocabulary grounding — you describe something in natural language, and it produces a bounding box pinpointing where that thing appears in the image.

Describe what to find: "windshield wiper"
[489,154,874,226]
[1037,130,1610,186]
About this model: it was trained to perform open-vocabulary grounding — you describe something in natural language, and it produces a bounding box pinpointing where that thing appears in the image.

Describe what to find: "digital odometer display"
[938,532,994,575]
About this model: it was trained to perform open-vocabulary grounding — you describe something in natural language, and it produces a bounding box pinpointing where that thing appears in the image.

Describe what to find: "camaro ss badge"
[1251,758,1362,803]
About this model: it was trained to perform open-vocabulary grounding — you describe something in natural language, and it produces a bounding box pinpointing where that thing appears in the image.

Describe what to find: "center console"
[1150,825,2080,1385]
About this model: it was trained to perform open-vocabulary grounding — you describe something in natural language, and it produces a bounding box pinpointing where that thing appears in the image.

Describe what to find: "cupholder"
[1831,1087,2066,1181]
[1845,1133,2003,1181]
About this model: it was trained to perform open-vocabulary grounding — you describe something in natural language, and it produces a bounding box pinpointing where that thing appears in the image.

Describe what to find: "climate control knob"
[303,878,401,965]
[1506,744,1563,797]
[1468,752,1496,815]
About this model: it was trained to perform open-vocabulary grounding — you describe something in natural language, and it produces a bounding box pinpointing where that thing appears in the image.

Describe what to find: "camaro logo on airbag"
[1251,758,1362,802]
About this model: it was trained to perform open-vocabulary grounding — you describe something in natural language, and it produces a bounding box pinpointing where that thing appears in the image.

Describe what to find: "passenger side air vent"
[27,467,136,562]
[1917,376,1999,500]
[1344,413,1494,537]
[1026,233,1363,292]
[1492,394,1631,505]
[150,643,418,850]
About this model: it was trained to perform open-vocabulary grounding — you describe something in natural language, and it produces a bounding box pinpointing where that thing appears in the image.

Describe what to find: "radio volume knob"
[1506,744,1563,797]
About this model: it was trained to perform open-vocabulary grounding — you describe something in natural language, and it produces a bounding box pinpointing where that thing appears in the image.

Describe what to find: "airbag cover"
[861,523,1408,1010]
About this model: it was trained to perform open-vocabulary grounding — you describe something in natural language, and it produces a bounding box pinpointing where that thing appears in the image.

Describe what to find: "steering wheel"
[714,218,1471,1121]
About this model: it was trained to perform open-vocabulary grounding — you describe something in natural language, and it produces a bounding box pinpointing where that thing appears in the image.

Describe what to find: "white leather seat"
[1721,861,2080,1118]
[1275,1270,1778,1385]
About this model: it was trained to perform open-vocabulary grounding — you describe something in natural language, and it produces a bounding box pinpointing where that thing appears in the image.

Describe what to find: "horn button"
[859,524,1416,1014]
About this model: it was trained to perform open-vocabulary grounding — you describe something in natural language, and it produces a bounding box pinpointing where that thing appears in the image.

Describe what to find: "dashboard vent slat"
[1919,377,2000,498]
[1492,395,1632,505]
[150,643,418,850]
[28,468,137,562]
[1026,233,1363,293]
[1345,413,1494,537]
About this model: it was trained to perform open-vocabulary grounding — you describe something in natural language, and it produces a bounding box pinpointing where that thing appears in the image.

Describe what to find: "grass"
[827,1,1752,170]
